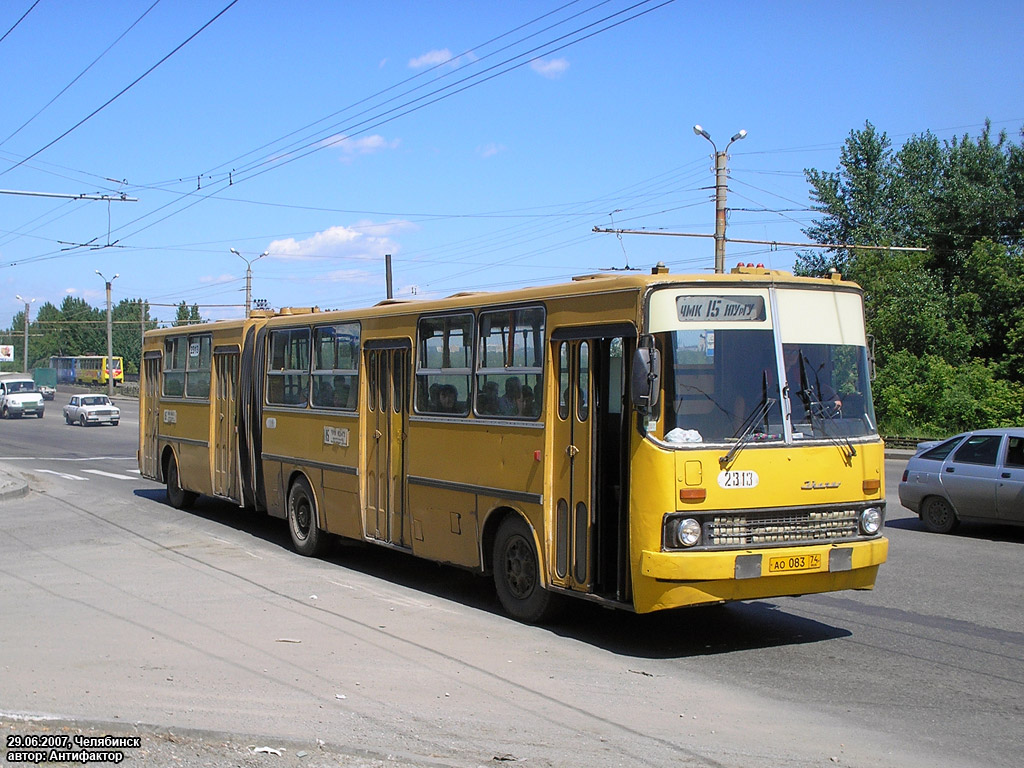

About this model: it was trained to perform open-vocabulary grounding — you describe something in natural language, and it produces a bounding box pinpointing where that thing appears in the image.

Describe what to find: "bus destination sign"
[676,295,766,323]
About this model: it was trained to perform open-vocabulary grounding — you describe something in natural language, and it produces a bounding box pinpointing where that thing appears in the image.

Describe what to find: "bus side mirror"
[631,346,661,410]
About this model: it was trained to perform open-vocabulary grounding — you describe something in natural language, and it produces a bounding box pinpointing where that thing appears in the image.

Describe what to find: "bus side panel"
[405,421,544,569]
[406,484,480,567]
[322,468,361,539]
[161,401,215,496]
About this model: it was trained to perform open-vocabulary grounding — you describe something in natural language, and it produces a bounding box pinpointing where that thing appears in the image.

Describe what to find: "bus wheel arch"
[163,447,197,509]
[488,509,556,624]
[286,471,328,557]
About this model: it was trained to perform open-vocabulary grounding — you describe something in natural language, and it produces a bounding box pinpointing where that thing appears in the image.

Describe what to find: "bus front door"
[551,333,631,603]
[364,344,410,549]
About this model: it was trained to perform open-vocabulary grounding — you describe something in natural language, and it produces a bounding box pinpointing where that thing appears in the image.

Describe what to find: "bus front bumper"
[633,537,888,613]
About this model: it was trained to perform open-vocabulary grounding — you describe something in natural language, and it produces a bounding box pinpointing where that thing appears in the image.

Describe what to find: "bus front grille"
[706,508,861,547]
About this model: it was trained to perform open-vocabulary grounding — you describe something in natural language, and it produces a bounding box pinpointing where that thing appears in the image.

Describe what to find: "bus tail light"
[679,488,706,503]
[862,479,880,494]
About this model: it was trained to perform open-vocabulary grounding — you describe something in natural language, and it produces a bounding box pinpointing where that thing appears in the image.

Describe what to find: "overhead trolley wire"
[0,0,239,179]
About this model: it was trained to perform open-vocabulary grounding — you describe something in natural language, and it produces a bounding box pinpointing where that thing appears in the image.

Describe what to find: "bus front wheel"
[166,454,197,509]
[287,475,327,557]
[493,516,555,624]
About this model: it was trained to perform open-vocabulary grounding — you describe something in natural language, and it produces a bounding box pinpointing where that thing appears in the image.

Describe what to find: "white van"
[0,374,45,418]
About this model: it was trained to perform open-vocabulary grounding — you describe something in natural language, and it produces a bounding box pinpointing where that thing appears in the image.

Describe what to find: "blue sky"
[1,0,1021,326]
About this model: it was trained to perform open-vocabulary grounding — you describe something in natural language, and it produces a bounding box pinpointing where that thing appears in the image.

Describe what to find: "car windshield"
[83,396,110,406]
[8,381,35,393]
[659,329,878,443]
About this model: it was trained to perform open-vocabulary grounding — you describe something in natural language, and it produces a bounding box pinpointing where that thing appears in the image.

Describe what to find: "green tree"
[800,120,1024,434]
[173,302,203,327]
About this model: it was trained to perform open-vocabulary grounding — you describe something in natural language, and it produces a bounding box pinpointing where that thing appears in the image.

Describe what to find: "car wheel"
[112,421,119,427]
[79,415,87,427]
[37,410,43,418]
[165,453,197,509]
[922,496,959,534]
[287,475,327,556]
[65,413,71,425]
[492,515,556,623]
[1,406,7,419]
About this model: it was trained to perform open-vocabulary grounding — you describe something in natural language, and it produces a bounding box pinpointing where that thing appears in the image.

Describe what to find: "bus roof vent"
[276,306,321,316]
[446,291,490,298]
[375,298,414,306]
[572,273,617,281]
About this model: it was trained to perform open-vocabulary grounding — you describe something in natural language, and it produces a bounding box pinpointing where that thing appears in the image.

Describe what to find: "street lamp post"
[230,248,268,318]
[95,270,119,397]
[14,294,35,373]
[693,125,747,274]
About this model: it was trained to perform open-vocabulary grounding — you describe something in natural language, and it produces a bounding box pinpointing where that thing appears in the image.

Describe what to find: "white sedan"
[63,394,120,427]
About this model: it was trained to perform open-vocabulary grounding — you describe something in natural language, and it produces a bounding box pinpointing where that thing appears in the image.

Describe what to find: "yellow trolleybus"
[139,266,888,621]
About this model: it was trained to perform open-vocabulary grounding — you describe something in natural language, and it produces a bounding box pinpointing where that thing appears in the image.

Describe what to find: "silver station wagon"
[898,428,1024,533]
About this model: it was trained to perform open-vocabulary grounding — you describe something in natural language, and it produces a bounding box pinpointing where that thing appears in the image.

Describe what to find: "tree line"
[1,298,203,375]
[797,119,1024,436]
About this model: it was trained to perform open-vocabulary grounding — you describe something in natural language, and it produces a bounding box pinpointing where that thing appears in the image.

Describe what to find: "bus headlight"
[859,507,883,535]
[671,518,702,548]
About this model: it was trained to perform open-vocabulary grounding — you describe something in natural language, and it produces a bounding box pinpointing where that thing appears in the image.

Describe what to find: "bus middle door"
[364,342,410,549]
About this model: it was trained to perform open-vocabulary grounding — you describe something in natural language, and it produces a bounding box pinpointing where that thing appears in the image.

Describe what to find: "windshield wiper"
[720,397,777,470]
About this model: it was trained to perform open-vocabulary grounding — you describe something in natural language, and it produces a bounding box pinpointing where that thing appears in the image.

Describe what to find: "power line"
[0,0,41,46]
[0,0,164,148]
[0,0,239,179]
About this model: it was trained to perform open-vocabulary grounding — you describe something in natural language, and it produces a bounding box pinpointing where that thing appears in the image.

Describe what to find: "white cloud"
[478,143,507,158]
[199,273,236,285]
[267,221,415,263]
[320,133,400,163]
[530,57,570,79]
[409,48,453,69]
[408,48,477,70]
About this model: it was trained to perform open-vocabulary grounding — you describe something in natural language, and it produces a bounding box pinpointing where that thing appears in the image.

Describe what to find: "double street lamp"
[230,248,268,318]
[14,294,35,373]
[95,270,119,396]
[693,124,747,274]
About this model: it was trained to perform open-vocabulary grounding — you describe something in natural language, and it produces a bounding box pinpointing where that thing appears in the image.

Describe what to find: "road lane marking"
[36,469,86,481]
[82,469,136,480]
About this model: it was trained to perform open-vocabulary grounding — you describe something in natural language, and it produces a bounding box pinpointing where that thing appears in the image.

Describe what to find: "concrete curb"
[0,467,29,501]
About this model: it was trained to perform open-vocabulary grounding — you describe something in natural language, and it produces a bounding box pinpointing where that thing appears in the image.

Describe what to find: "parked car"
[898,428,1024,533]
[63,394,120,427]
[0,374,44,418]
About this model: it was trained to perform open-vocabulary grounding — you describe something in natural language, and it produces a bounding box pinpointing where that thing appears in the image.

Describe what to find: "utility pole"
[95,270,119,397]
[231,248,268,317]
[693,125,746,273]
[14,294,34,372]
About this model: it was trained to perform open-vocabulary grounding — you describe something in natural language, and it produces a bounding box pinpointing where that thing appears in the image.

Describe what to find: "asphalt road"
[1,408,1021,767]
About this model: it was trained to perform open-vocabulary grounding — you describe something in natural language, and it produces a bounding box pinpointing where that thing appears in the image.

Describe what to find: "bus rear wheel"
[493,516,555,623]
[166,454,197,509]
[287,475,327,557]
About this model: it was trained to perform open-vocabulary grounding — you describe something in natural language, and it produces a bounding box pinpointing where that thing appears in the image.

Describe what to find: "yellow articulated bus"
[69,355,124,386]
[139,265,887,622]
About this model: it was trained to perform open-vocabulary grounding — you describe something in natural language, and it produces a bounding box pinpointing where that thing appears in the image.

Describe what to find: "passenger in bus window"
[499,377,523,416]
[478,380,499,414]
[522,384,536,417]
[437,384,459,413]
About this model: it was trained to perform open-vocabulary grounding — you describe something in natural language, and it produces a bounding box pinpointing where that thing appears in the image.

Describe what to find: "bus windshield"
[661,328,877,443]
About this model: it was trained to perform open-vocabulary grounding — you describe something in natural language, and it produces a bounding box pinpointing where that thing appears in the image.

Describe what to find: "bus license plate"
[768,553,822,574]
